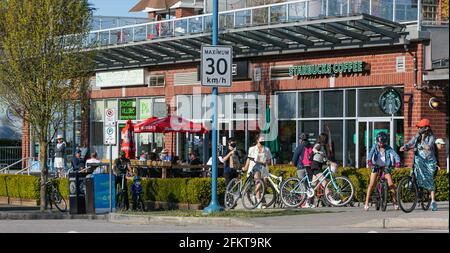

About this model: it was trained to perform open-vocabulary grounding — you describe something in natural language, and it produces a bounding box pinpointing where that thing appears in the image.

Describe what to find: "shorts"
[54,158,64,169]
[249,164,269,178]
[306,166,321,177]
[371,166,393,175]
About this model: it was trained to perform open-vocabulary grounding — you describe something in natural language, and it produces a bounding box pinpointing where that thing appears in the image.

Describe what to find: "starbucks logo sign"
[378,88,402,115]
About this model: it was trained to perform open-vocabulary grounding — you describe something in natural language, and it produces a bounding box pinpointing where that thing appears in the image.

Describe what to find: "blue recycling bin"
[93,173,115,213]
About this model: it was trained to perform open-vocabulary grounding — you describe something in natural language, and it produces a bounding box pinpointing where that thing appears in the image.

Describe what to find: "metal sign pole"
[109,144,112,212]
[203,0,222,213]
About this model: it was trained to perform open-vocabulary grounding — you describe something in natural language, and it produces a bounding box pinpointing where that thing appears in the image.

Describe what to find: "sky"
[89,0,147,17]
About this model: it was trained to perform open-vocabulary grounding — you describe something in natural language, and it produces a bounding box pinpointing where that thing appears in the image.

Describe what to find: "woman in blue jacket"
[364,132,401,211]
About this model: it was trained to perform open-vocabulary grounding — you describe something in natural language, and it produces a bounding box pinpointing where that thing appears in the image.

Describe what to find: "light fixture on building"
[429,97,440,109]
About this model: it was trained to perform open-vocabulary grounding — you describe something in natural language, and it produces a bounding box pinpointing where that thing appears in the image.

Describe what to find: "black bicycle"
[46,178,67,212]
[372,166,389,211]
[396,167,431,213]
[224,170,265,210]
[116,172,129,211]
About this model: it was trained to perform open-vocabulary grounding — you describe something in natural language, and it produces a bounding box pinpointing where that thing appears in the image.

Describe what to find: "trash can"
[68,172,87,214]
[85,174,95,214]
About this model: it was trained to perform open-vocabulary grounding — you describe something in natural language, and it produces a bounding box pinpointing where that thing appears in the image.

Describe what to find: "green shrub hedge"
[0,174,69,200]
[1,166,448,206]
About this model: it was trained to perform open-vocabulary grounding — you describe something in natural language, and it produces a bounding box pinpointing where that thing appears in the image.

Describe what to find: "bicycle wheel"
[52,188,67,212]
[280,177,306,208]
[324,176,354,207]
[374,183,381,211]
[397,176,417,213]
[380,181,388,212]
[262,181,277,208]
[116,192,127,211]
[224,178,240,210]
[241,178,265,210]
[420,188,431,211]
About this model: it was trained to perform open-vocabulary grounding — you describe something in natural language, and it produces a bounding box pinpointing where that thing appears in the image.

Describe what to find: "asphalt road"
[0,202,448,233]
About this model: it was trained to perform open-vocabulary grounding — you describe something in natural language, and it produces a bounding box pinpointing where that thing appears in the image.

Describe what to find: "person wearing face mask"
[222,138,241,187]
[242,134,272,209]
[400,118,438,211]
[364,132,401,211]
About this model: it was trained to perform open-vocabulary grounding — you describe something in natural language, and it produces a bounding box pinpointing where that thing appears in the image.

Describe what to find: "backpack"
[303,146,313,166]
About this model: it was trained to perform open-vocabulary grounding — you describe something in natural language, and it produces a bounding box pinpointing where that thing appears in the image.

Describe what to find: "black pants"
[116,174,129,209]
[224,170,238,187]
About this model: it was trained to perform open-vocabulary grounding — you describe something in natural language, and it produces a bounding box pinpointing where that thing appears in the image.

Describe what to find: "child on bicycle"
[364,132,401,211]
[400,119,438,211]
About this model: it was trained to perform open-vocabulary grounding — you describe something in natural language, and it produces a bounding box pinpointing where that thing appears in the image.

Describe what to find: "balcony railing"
[86,0,422,48]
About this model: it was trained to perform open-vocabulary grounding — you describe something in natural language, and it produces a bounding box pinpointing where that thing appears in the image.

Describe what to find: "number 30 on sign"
[201,46,233,87]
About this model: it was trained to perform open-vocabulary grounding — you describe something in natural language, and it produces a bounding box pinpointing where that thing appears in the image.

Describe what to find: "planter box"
[146,201,202,211]
[0,196,39,206]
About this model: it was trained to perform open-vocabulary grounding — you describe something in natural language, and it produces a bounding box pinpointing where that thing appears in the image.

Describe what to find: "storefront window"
[323,91,343,117]
[346,90,356,117]
[322,120,343,164]
[106,100,118,112]
[345,120,356,167]
[299,120,319,146]
[299,92,319,118]
[153,98,166,117]
[177,96,192,120]
[358,89,385,117]
[92,100,104,121]
[278,121,296,164]
[277,92,296,119]
[139,98,153,120]
[91,121,105,158]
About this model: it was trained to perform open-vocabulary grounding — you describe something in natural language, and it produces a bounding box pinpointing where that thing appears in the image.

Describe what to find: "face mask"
[259,141,265,145]
[230,143,236,148]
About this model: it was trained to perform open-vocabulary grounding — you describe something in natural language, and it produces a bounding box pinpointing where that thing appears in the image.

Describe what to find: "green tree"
[0,0,94,211]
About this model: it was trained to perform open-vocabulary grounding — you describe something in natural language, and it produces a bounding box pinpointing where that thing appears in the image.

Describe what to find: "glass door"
[357,119,393,168]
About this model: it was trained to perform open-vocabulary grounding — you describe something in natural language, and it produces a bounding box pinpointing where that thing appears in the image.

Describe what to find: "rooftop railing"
[86,0,424,48]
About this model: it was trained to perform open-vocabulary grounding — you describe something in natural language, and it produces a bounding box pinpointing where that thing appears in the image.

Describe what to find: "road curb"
[0,211,106,220]
[348,218,449,229]
[107,213,255,227]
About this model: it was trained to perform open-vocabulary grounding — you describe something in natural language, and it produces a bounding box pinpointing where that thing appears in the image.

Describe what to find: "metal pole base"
[203,201,224,214]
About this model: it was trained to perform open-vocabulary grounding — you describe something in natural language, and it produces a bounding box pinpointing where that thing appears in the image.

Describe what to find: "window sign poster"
[139,99,152,120]
[120,99,136,120]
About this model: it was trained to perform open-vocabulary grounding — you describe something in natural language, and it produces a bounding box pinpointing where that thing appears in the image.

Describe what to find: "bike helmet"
[376,132,388,144]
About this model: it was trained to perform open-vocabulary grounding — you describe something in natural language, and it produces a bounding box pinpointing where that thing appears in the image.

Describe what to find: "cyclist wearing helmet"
[364,131,401,211]
[400,118,438,211]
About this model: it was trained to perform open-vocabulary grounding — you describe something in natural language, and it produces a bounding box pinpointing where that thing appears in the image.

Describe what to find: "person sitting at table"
[71,149,85,172]
[139,151,147,161]
[189,150,203,177]
[85,151,102,174]
[160,148,172,161]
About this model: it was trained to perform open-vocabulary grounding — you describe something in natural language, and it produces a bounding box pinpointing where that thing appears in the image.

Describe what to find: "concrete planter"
[146,200,202,211]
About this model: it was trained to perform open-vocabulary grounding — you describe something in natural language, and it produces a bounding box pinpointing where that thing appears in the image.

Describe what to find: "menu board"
[120,99,136,120]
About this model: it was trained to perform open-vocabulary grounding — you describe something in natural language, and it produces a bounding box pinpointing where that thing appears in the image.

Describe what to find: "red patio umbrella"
[144,115,208,134]
[133,116,160,133]
[121,120,136,159]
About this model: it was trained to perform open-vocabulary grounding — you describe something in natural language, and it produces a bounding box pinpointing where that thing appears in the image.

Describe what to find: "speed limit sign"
[201,46,232,87]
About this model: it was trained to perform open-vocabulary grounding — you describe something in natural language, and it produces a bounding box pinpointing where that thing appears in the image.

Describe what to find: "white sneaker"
[302,202,315,208]
[364,205,370,211]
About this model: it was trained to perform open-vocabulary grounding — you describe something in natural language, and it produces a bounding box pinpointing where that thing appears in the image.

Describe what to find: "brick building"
[21,0,449,171]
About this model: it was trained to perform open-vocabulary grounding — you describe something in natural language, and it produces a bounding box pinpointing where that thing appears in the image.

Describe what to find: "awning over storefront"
[93,14,408,71]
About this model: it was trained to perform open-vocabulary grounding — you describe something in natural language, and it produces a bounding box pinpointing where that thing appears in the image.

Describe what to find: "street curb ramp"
[108,213,255,227]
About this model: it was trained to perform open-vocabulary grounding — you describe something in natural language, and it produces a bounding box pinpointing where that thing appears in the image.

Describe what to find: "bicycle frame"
[294,167,340,194]
[266,173,282,194]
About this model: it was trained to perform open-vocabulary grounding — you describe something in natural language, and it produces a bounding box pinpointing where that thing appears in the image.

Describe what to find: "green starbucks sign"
[289,61,368,77]
[378,87,402,115]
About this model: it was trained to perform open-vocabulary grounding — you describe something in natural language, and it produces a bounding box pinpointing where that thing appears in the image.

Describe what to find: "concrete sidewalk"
[0,204,106,220]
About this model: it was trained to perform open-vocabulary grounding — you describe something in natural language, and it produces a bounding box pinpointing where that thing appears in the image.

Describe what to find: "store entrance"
[357,119,393,168]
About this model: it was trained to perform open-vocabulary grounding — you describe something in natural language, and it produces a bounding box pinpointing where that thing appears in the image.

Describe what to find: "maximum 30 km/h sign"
[201,45,233,87]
